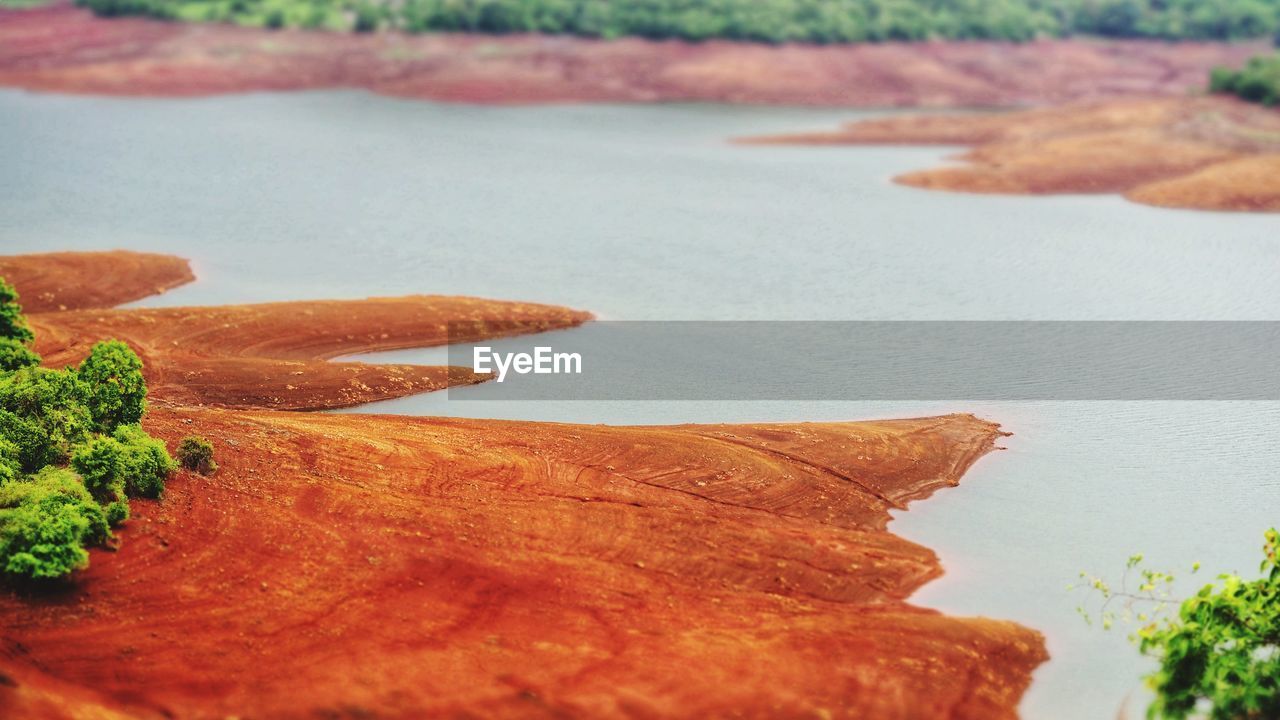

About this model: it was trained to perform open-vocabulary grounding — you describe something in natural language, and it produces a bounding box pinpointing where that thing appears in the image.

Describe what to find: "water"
[2,88,1278,719]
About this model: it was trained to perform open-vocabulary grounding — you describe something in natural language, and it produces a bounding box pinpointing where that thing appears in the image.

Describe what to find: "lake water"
[3,88,1279,719]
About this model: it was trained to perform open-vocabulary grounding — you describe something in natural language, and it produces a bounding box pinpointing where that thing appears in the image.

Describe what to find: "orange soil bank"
[0,2,1269,106]
[745,96,1280,212]
[0,251,194,312]
[0,252,1047,718]
[2,250,589,410]
[1126,154,1280,211]
[30,295,593,410]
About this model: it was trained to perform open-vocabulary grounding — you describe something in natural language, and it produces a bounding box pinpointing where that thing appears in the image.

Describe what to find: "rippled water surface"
[3,88,1279,719]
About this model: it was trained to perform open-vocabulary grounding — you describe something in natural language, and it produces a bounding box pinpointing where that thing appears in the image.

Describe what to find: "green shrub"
[0,285,179,581]
[300,5,328,27]
[1209,66,1239,93]
[71,427,176,504]
[0,339,40,373]
[113,424,176,498]
[353,2,379,31]
[0,369,94,470]
[70,437,127,503]
[0,278,33,344]
[0,468,110,580]
[77,340,147,433]
[0,410,48,474]
[1209,54,1280,106]
[177,435,217,475]
[0,437,21,486]
[105,499,130,526]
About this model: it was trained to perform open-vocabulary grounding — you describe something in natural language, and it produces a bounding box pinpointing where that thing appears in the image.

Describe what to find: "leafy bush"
[0,339,40,373]
[0,275,178,581]
[1209,54,1280,106]
[177,435,217,475]
[353,2,379,31]
[72,0,1280,43]
[0,468,110,580]
[0,279,33,344]
[77,340,147,432]
[79,0,177,18]
[0,369,94,471]
[105,499,130,526]
[0,437,21,486]
[71,427,177,503]
[113,424,177,498]
[71,436,128,503]
[1078,528,1280,719]
[0,410,47,474]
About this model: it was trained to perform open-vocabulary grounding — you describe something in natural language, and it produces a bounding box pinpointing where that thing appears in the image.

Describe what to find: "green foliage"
[354,1,379,31]
[1076,530,1280,719]
[0,339,40,373]
[0,369,94,471]
[113,424,177,498]
[71,436,127,503]
[0,290,177,581]
[105,499,130,526]
[0,278,34,344]
[0,437,21,486]
[78,340,147,433]
[0,468,110,580]
[71,0,1280,42]
[71,427,176,505]
[79,0,178,18]
[177,435,217,475]
[1209,54,1280,106]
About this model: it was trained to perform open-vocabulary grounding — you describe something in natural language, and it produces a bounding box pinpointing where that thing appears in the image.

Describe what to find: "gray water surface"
[2,88,1278,720]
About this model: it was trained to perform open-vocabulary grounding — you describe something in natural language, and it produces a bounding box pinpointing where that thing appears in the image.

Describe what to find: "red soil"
[0,250,591,410]
[0,252,1047,718]
[30,295,592,410]
[0,251,194,312]
[2,408,1043,720]
[0,2,1269,106]
[1127,154,1280,211]
[745,96,1280,212]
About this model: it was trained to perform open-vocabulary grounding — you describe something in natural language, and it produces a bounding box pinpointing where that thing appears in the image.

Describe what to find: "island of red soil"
[0,251,1046,719]
[0,1,1270,106]
[745,96,1280,212]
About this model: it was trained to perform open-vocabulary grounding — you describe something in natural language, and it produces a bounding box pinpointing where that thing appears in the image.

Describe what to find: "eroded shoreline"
[745,96,1280,212]
[0,3,1268,107]
[0,250,1046,718]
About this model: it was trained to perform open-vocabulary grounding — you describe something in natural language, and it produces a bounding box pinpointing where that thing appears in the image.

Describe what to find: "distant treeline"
[75,0,1280,42]
[1211,53,1280,104]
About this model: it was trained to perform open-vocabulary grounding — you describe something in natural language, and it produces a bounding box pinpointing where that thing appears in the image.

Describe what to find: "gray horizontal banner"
[444,321,1280,401]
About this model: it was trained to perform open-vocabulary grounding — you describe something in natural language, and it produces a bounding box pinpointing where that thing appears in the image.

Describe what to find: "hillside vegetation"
[1211,53,1280,105]
[76,0,1280,43]
[0,278,177,580]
